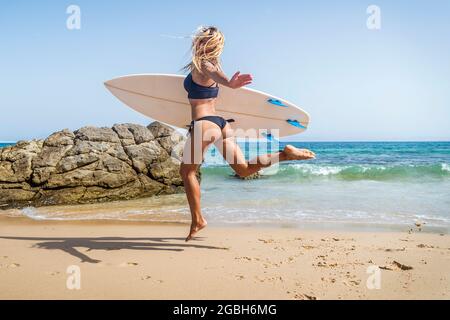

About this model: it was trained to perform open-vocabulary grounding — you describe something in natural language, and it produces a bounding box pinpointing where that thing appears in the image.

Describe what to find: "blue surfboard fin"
[287,119,307,129]
[261,132,274,141]
[267,98,287,107]
[261,132,279,143]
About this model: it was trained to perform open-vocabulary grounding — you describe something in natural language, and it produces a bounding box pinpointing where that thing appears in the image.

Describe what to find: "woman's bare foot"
[186,219,208,242]
[283,145,316,160]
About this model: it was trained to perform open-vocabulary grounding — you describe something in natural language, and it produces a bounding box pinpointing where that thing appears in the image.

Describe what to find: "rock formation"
[0,122,191,208]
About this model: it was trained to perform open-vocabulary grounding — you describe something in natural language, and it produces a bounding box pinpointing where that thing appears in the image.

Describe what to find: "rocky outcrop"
[0,122,191,208]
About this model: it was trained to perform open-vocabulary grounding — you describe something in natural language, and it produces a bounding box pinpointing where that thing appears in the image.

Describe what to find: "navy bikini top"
[184,73,219,99]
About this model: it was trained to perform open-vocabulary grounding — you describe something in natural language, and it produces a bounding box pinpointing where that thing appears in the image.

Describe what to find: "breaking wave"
[202,163,450,181]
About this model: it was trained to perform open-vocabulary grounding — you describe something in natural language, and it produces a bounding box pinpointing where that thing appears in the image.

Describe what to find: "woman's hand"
[229,71,253,89]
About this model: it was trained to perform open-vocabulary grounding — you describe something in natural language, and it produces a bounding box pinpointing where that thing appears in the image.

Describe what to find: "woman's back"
[185,70,219,119]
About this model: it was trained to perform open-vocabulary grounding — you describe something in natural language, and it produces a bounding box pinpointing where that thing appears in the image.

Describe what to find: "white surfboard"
[104,74,309,138]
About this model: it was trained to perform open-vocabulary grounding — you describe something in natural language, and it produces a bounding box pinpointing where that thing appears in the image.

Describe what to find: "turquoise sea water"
[200,141,450,231]
[1,141,450,231]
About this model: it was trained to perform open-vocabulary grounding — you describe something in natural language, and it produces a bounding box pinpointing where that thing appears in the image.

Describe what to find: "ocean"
[1,141,450,232]
[199,141,450,232]
[0,143,15,148]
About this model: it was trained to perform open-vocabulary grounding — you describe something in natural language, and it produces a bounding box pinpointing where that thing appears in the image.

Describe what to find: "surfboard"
[104,74,309,138]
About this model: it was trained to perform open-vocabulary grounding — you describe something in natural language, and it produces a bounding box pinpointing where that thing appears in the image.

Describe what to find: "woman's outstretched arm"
[201,61,253,89]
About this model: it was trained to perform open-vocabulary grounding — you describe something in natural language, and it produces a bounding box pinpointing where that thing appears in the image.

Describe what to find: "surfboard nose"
[104,79,114,88]
[104,76,127,88]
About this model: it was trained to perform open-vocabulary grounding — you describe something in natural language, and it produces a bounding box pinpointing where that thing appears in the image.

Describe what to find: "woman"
[180,26,316,241]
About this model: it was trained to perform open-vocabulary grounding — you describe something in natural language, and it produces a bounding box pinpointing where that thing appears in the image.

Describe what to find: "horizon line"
[2,140,450,144]
[282,140,450,143]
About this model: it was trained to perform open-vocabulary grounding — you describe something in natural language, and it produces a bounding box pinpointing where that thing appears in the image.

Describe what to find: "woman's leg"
[180,120,223,241]
[216,124,315,178]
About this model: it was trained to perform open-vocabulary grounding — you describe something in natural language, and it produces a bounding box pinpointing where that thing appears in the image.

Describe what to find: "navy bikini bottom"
[188,116,235,134]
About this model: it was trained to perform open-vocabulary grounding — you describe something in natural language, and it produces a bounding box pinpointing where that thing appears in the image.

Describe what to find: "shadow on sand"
[0,236,228,264]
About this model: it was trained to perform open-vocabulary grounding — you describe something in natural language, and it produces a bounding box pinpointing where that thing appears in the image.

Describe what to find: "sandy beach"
[0,216,448,300]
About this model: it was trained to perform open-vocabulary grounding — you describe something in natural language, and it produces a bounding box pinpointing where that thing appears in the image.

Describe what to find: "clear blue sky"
[1,0,449,141]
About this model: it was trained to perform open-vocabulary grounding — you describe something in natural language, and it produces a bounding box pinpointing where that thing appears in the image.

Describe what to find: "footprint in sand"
[0,263,21,269]
[315,261,338,268]
[140,276,164,283]
[119,262,139,267]
[258,238,275,244]
[234,256,252,261]
[349,280,361,286]
[342,279,361,287]
[287,256,296,263]
[384,247,406,252]
[256,275,283,283]
[290,291,317,300]
[417,244,435,249]
[321,277,337,284]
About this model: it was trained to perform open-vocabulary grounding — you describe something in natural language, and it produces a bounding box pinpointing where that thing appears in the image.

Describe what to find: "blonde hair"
[183,26,225,73]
